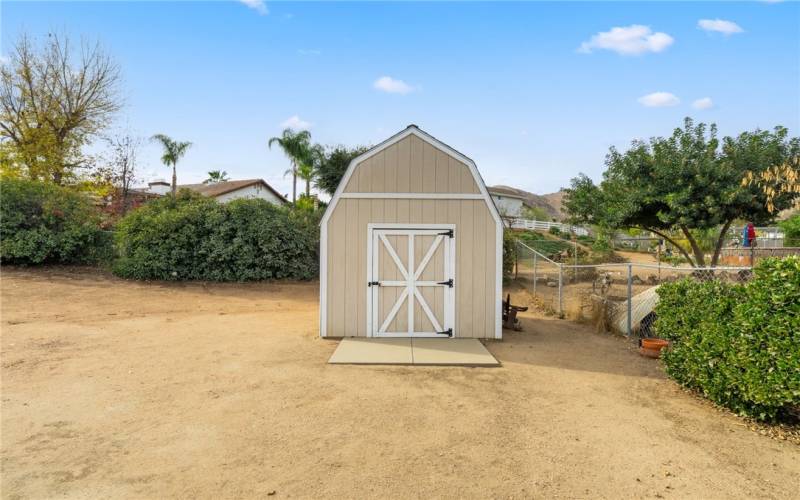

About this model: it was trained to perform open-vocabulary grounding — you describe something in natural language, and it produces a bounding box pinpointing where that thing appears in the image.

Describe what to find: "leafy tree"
[564,118,800,267]
[92,132,142,215]
[268,128,311,203]
[204,170,229,184]
[0,33,121,184]
[521,205,550,221]
[743,156,800,213]
[151,134,192,196]
[314,145,369,196]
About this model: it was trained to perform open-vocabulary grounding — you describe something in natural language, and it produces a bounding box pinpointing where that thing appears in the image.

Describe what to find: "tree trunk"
[710,220,734,267]
[292,163,297,203]
[172,164,177,197]
[306,179,310,197]
[680,225,706,267]
[643,227,696,266]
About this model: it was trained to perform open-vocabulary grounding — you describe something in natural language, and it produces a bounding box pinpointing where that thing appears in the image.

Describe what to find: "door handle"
[436,279,454,287]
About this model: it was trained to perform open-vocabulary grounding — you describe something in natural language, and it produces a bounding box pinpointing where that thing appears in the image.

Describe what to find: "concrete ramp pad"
[327,338,499,366]
[411,339,500,366]
[328,338,413,364]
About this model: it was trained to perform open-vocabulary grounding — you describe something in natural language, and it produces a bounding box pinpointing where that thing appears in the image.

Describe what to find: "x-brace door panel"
[369,227,455,337]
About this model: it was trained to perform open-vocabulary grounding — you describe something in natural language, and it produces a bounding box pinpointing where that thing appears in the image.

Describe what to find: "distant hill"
[490,185,567,221]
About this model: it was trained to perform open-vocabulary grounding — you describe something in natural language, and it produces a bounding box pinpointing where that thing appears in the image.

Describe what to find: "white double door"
[368,226,455,337]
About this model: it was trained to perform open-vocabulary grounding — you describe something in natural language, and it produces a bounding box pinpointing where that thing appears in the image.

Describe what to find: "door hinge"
[368,281,381,287]
[438,229,454,238]
[437,328,453,337]
[437,278,454,288]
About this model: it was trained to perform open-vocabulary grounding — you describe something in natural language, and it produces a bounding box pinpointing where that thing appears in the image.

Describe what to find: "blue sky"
[3,1,799,196]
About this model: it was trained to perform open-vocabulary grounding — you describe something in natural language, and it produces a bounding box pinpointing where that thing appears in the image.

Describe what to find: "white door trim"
[340,192,485,200]
[367,223,456,338]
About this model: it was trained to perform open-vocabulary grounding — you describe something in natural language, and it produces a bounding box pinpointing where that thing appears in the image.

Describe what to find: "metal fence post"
[627,263,633,337]
[533,253,538,295]
[558,264,564,318]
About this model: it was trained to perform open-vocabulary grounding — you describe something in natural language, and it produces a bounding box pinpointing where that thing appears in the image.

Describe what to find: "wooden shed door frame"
[367,223,456,338]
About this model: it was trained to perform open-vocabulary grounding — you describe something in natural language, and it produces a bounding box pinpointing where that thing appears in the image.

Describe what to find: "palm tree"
[268,128,311,203]
[151,134,192,196]
[204,170,229,184]
[297,144,324,197]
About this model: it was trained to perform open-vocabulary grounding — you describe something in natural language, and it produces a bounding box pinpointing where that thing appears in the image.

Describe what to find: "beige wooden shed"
[320,125,503,339]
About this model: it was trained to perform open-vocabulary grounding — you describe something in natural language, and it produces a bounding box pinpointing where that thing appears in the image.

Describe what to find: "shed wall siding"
[343,135,480,194]
[325,198,497,338]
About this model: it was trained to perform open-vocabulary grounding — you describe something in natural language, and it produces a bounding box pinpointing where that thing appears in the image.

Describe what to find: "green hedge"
[113,192,318,281]
[654,257,800,421]
[0,178,111,265]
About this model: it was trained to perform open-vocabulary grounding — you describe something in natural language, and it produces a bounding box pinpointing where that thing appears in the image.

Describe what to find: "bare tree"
[0,33,121,184]
[104,132,142,214]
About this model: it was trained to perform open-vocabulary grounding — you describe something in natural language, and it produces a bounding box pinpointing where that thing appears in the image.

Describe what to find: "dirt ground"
[1,267,798,499]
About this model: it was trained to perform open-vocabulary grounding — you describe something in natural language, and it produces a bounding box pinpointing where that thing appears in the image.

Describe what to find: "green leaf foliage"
[779,214,800,247]
[655,256,800,421]
[563,118,800,266]
[113,192,318,281]
[0,178,111,265]
[515,230,570,257]
[314,145,370,197]
[502,229,516,279]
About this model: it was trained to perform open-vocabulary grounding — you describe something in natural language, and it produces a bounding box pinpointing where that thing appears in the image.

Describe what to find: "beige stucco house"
[319,125,503,340]
[146,179,287,205]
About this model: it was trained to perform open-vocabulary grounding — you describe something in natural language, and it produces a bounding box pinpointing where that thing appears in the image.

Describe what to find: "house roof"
[178,179,288,204]
[488,186,527,200]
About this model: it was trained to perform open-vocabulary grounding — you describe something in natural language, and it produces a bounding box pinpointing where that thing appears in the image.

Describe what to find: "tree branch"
[635,226,696,266]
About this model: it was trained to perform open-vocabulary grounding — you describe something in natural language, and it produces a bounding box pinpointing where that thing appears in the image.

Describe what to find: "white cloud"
[637,92,680,107]
[698,19,744,35]
[578,25,674,55]
[0,55,8,66]
[239,0,268,15]
[280,115,312,130]
[692,97,714,110]
[373,76,416,94]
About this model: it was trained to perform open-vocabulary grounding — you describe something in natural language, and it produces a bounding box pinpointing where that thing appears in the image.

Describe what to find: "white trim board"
[319,125,504,340]
[340,192,485,200]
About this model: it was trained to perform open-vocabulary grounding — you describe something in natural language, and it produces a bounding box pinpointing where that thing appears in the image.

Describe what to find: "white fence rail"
[508,218,590,236]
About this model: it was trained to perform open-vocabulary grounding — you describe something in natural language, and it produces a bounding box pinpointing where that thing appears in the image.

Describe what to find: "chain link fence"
[513,240,753,339]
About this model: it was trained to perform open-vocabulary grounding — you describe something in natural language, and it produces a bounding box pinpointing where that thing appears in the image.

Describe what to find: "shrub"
[655,257,800,421]
[502,229,516,279]
[779,214,800,247]
[113,193,318,281]
[548,226,561,236]
[0,178,111,265]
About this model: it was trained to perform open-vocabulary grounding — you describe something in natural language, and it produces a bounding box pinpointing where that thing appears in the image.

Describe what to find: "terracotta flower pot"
[641,338,669,350]
[639,338,669,359]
